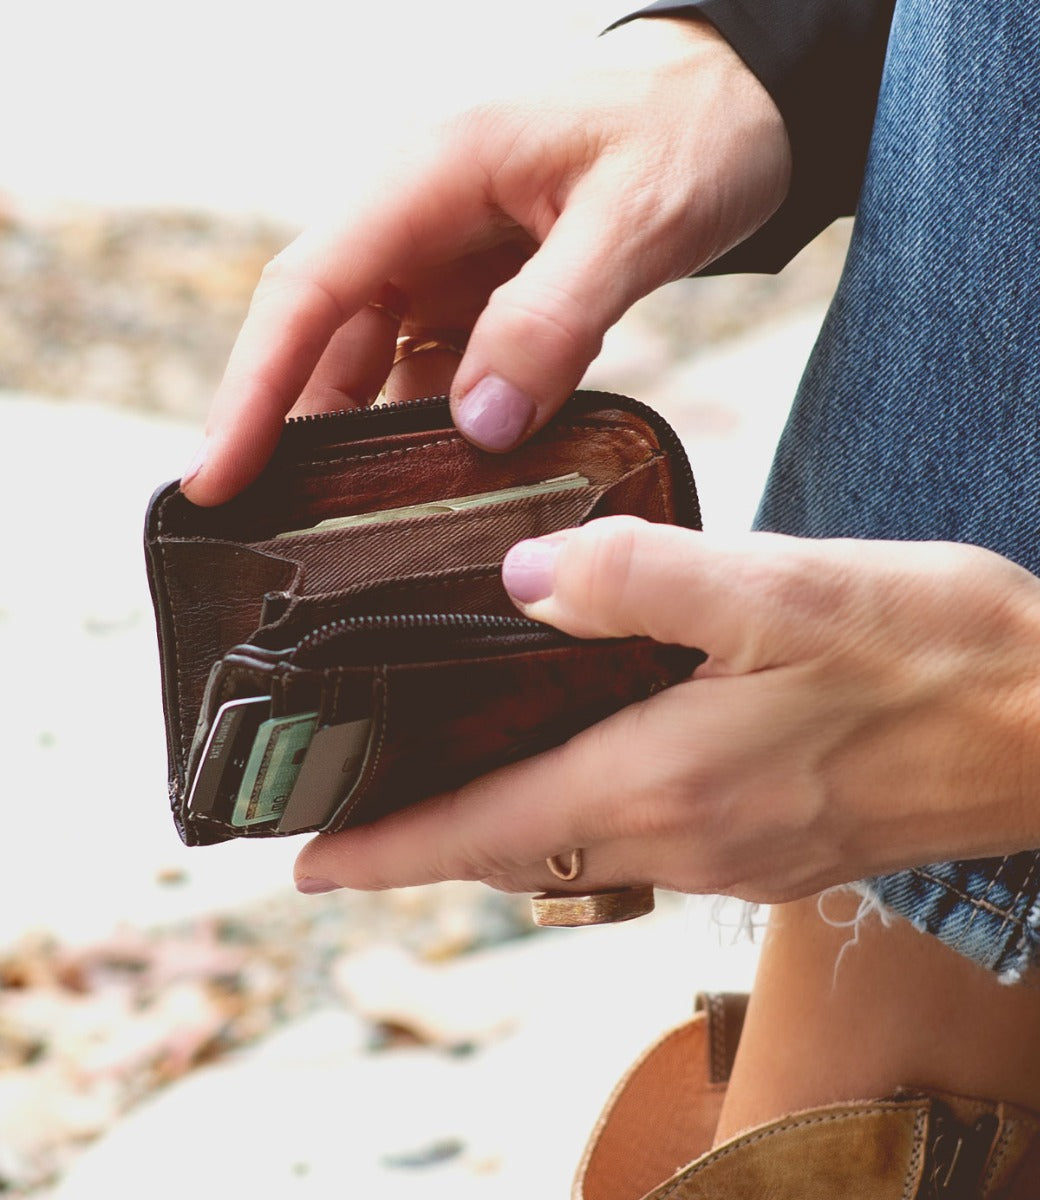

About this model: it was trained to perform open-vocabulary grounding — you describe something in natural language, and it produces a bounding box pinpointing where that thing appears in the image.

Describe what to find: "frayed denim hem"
[858,854,1040,985]
[709,859,1040,986]
[998,895,1040,986]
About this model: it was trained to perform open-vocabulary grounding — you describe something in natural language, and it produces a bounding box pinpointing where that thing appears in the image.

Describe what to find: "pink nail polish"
[295,877,342,894]
[455,375,535,451]
[503,540,561,604]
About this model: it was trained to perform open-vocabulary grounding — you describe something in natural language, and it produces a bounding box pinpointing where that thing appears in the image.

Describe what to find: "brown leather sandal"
[573,993,1040,1200]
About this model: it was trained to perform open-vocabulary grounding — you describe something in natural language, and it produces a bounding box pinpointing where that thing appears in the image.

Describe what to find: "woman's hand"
[180,16,790,506]
[294,519,1040,903]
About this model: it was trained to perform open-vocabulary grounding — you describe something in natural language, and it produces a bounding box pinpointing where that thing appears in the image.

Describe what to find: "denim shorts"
[755,0,1040,979]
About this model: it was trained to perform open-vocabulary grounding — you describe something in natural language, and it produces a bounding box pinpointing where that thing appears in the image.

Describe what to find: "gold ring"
[393,335,465,366]
[546,850,583,882]
[531,886,655,927]
[367,301,404,324]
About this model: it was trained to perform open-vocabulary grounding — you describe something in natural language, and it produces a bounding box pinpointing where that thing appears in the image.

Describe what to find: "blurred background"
[0,1,850,1195]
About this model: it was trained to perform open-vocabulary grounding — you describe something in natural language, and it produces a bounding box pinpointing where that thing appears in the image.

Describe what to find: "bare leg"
[714,891,1040,1145]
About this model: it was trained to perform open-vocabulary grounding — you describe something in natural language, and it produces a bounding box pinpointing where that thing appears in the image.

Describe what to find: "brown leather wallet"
[144,392,705,847]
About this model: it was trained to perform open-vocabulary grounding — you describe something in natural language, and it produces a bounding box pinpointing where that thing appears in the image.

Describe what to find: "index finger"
[181,156,489,506]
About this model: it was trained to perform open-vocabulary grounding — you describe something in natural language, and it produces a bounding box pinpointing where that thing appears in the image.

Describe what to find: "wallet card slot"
[247,485,604,597]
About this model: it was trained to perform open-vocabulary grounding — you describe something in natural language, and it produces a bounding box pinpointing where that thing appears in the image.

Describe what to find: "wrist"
[598,14,792,259]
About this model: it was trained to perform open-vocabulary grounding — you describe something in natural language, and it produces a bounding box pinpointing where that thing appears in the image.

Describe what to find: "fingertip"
[179,414,288,506]
[502,538,563,606]
[295,876,342,895]
[178,435,229,507]
[177,451,229,508]
[452,373,536,452]
[178,476,224,508]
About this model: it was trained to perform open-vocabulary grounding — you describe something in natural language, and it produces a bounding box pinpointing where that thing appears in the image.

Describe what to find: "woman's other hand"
[295,520,1040,903]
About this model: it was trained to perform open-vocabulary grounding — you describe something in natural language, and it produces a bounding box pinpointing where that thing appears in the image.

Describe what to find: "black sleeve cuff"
[609,0,896,273]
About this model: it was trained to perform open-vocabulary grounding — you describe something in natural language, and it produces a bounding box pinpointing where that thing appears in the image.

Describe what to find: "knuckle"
[432,794,516,884]
[489,282,601,368]
[252,256,347,327]
[751,542,835,619]
[575,714,698,841]
[570,516,648,622]
[619,791,682,841]
[725,536,857,663]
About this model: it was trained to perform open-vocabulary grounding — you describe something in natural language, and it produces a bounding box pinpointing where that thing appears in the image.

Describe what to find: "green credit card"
[231,711,319,827]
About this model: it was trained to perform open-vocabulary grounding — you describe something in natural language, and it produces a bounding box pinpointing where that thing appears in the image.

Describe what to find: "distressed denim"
[755,0,1040,978]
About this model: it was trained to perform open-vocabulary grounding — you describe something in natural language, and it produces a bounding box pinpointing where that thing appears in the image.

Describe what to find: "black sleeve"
[609,0,896,273]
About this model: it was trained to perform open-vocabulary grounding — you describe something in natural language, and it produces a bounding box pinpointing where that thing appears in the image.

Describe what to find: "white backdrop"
[4,0,624,220]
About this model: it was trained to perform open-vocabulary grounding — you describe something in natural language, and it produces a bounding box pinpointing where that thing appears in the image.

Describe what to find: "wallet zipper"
[289,611,561,668]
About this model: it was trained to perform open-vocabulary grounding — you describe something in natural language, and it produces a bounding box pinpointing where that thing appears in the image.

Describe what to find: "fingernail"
[455,375,535,451]
[180,439,208,489]
[295,877,342,895]
[503,539,562,604]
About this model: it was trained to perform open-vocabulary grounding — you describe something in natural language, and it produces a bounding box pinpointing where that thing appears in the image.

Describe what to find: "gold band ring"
[393,335,465,366]
[531,886,655,927]
[546,850,583,882]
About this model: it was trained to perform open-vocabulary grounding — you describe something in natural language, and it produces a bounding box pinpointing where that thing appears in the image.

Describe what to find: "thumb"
[501,518,821,668]
[448,172,684,452]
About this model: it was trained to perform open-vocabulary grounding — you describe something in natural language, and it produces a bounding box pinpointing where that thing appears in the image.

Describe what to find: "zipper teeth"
[285,395,445,426]
[295,611,546,656]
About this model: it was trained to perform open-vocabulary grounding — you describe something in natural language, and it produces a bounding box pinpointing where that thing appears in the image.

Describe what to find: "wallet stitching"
[308,424,654,470]
[314,435,457,469]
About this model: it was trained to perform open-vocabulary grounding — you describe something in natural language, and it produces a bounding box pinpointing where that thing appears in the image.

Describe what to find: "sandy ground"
[0,396,301,946]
